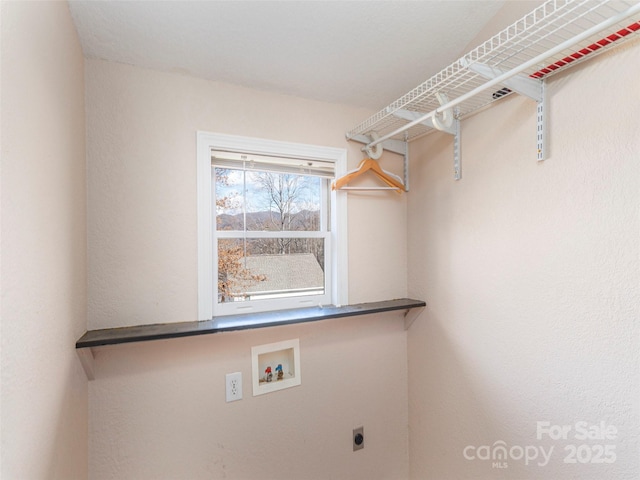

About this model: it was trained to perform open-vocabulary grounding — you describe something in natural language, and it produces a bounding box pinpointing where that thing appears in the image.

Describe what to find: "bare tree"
[217,239,265,302]
[251,172,324,269]
[252,172,304,254]
[215,168,265,302]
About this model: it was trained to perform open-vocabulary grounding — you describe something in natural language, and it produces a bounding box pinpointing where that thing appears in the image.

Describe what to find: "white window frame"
[197,131,348,320]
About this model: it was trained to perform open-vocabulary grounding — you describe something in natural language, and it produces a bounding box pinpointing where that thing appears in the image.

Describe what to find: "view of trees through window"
[215,167,327,304]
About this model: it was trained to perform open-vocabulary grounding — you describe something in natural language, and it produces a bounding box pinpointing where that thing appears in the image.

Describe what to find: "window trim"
[197,131,348,320]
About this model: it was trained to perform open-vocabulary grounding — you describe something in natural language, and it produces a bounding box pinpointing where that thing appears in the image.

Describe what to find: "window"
[197,132,347,319]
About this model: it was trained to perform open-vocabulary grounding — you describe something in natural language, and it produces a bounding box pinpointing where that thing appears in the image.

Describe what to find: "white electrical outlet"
[225,372,243,402]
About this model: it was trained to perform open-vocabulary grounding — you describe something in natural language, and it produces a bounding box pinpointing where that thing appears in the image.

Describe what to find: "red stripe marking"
[529,21,640,79]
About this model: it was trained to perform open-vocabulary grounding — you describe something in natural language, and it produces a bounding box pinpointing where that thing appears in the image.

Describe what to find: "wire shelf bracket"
[537,82,548,161]
[453,114,461,180]
[463,58,547,161]
[391,108,462,180]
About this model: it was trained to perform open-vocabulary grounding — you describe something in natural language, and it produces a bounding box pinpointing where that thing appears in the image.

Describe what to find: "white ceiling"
[68,1,509,110]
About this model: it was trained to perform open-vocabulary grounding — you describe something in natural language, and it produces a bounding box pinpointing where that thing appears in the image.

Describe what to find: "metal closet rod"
[362,2,640,151]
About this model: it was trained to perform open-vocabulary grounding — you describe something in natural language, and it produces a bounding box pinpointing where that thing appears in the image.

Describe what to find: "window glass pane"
[245,171,321,232]
[215,167,244,231]
[217,238,325,304]
[215,168,324,233]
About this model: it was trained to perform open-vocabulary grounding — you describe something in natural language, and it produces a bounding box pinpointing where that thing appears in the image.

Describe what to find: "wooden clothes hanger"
[332,158,406,194]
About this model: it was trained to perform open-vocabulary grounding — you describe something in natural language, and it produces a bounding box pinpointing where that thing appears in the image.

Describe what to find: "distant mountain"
[217,210,319,231]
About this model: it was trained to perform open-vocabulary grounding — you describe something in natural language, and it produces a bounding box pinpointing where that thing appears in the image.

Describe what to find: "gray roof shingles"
[235,253,324,294]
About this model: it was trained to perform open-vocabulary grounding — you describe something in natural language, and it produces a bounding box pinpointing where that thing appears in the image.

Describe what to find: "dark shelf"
[76,298,426,349]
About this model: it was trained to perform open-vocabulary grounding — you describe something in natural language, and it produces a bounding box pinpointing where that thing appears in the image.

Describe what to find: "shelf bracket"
[461,60,543,102]
[404,305,425,330]
[393,109,461,180]
[537,81,548,161]
[463,59,548,161]
[403,131,410,191]
[453,113,461,180]
[76,347,95,380]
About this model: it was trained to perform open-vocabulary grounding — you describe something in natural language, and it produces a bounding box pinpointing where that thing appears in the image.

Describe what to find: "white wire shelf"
[346,0,640,144]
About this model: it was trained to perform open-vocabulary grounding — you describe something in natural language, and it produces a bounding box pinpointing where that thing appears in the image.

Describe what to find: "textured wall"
[1,1,88,478]
[90,314,408,479]
[406,38,640,479]
[85,59,407,330]
[85,59,409,479]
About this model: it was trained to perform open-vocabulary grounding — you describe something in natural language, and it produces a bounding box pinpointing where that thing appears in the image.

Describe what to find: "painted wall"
[1,1,88,478]
[90,312,408,479]
[86,59,409,479]
[86,59,407,330]
[406,36,640,479]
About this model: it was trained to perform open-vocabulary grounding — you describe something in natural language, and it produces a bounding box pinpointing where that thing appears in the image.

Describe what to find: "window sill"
[75,298,425,379]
